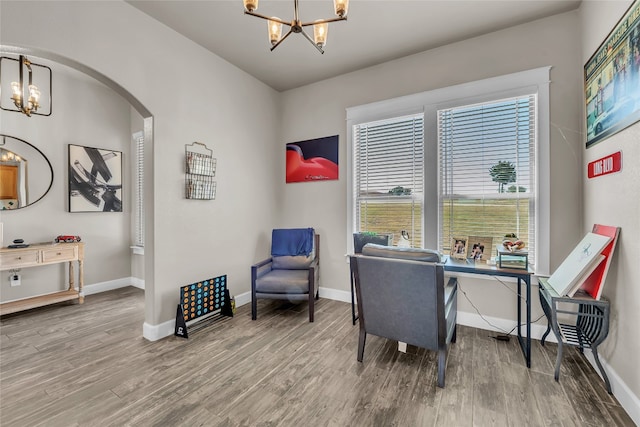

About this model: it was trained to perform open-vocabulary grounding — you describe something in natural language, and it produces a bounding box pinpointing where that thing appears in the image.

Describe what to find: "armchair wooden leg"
[357,329,366,362]
[437,347,447,388]
[251,294,257,320]
[308,293,315,322]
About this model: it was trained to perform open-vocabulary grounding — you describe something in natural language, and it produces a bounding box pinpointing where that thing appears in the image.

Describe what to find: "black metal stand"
[175,289,233,339]
[538,278,612,394]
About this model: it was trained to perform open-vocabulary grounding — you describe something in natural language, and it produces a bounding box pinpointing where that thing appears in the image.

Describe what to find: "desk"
[444,257,534,368]
[349,255,534,368]
[0,242,85,315]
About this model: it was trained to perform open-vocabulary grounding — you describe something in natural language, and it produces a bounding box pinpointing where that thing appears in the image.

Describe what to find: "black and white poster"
[68,144,122,212]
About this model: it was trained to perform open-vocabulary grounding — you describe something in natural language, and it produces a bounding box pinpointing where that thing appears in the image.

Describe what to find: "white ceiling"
[126,0,581,92]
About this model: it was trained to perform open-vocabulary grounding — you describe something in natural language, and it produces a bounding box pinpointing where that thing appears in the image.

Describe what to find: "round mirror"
[0,134,53,210]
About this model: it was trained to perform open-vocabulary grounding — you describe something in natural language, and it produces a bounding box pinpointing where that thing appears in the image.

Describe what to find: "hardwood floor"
[0,287,634,427]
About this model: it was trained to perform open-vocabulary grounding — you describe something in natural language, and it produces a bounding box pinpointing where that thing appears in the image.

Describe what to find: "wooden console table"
[0,242,85,315]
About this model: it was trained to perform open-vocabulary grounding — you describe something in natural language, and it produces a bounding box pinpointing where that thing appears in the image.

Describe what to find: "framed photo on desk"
[467,236,493,263]
[450,237,468,260]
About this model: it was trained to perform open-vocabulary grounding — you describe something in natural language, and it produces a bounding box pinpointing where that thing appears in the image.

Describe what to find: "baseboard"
[143,319,175,342]
[234,291,251,307]
[319,286,352,303]
[130,277,145,290]
[583,351,640,426]
[455,311,556,342]
[83,277,140,295]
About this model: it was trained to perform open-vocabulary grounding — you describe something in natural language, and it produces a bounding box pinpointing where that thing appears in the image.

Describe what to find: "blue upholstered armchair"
[349,244,457,388]
[251,229,320,322]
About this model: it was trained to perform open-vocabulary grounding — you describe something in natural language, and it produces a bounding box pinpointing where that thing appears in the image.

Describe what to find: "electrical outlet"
[10,274,21,287]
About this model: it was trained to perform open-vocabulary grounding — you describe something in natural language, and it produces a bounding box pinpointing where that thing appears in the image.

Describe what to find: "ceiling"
[126,0,581,92]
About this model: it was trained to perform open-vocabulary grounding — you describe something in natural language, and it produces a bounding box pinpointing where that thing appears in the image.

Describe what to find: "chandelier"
[0,55,52,117]
[242,0,349,54]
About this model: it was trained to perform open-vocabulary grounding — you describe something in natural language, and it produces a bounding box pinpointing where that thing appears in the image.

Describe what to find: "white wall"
[0,1,282,326]
[579,0,640,416]
[280,11,583,323]
[0,63,132,301]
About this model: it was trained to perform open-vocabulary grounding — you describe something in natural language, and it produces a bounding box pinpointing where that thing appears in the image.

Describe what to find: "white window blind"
[133,132,144,247]
[353,114,424,247]
[438,95,536,265]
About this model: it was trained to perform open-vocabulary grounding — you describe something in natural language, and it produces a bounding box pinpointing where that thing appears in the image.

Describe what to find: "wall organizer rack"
[185,142,216,200]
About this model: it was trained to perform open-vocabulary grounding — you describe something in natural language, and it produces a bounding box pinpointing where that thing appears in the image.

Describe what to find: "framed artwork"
[467,236,494,263]
[585,0,640,147]
[450,237,468,260]
[68,144,122,212]
[286,135,338,183]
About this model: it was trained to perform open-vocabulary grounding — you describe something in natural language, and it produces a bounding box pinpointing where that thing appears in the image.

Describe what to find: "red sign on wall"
[588,151,622,179]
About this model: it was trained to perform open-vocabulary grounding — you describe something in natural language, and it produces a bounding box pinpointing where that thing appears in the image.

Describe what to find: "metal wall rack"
[185,142,216,200]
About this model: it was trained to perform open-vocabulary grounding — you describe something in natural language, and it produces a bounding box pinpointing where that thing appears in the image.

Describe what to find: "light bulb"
[333,0,349,18]
[243,0,258,12]
[313,21,328,48]
[268,17,282,46]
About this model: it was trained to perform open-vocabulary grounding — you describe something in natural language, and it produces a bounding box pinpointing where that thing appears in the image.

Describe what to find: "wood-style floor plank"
[0,287,635,427]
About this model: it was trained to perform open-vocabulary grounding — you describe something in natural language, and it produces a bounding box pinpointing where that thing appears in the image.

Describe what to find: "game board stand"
[175,274,233,339]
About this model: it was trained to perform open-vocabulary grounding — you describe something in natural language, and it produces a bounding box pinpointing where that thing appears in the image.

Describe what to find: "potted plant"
[353,231,393,253]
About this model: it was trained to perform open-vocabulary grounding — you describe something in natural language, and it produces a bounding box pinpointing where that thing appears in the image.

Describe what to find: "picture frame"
[585,0,640,148]
[286,135,339,183]
[450,236,468,260]
[467,236,494,263]
[68,144,122,212]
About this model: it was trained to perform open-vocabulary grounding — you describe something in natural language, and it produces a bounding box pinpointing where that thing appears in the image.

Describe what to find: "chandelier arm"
[300,28,325,54]
[244,11,291,26]
[270,29,294,51]
[300,16,346,27]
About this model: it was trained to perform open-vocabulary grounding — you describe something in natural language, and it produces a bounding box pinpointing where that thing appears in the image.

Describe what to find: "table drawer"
[41,246,77,263]
[0,250,39,268]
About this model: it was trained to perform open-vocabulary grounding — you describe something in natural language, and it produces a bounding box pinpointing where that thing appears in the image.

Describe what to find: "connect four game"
[174,274,233,338]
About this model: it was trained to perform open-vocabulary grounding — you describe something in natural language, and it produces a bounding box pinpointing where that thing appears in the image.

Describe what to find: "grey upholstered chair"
[349,244,457,388]
[251,229,320,322]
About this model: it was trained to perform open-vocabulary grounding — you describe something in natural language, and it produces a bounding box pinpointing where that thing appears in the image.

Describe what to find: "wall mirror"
[0,134,53,210]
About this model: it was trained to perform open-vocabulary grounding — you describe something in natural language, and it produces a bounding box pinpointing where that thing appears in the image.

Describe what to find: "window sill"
[131,246,144,255]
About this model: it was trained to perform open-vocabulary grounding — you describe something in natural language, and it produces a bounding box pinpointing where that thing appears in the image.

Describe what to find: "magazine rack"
[538,280,611,394]
[537,224,619,394]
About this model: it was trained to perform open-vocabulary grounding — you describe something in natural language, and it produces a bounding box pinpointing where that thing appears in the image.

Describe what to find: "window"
[438,95,536,265]
[133,132,144,248]
[353,114,424,247]
[347,67,550,272]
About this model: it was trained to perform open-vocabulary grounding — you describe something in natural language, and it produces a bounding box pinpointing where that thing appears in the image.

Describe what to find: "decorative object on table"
[174,274,232,339]
[0,54,52,117]
[242,0,349,54]
[449,236,468,260]
[54,235,81,243]
[545,232,612,296]
[286,135,338,183]
[185,142,216,200]
[467,236,493,263]
[68,144,122,212]
[501,233,525,252]
[397,230,411,248]
[7,238,29,249]
[585,0,640,148]
[496,245,528,270]
[353,231,393,254]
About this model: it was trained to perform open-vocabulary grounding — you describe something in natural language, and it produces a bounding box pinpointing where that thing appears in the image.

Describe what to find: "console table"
[0,242,85,315]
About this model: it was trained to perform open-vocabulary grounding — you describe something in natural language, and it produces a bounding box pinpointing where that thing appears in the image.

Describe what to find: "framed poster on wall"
[286,135,338,183]
[68,144,122,212]
[585,0,640,148]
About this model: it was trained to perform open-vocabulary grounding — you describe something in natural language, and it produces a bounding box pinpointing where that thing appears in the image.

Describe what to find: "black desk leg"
[516,277,532,368]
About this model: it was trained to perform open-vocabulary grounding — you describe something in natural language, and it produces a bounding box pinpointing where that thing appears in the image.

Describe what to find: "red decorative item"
[587,151,622,179]
[55,235,81,243]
